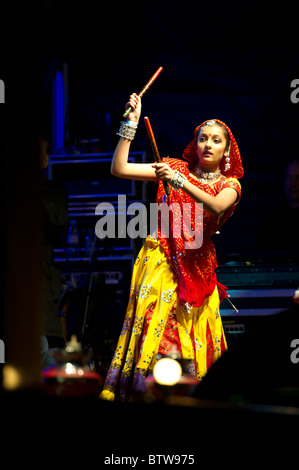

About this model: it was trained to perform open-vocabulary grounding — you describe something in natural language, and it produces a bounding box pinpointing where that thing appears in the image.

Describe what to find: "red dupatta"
[156,119,244,309]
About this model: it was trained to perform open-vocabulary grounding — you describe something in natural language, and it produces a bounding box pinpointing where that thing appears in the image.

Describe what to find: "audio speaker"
[192,303,299,405]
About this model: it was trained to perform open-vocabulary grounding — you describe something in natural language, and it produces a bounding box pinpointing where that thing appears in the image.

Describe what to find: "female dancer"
[100,93,244,400]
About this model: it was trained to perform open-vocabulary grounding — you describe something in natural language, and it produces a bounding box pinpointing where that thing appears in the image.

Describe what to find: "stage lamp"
[153,357,182,386]
[2,365,22,390]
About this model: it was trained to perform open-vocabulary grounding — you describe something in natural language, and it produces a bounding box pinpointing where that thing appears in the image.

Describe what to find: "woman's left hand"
[152,163,175,181]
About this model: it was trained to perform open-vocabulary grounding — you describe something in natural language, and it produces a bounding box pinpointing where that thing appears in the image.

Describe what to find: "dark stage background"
[3,0,299,254]
[2,2,299,463]
[2,0,299,386]
[39,0,299,255]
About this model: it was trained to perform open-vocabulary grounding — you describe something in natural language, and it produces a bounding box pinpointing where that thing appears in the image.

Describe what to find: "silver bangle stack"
[117,120,138,141]
[169,170,187,190]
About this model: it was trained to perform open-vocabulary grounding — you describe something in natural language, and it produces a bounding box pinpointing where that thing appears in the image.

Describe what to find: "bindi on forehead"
[199,131,222,138]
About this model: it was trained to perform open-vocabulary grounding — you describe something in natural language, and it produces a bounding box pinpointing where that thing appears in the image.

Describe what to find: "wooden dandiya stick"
[227,295,239,313]
[123,66,163,118]
[144,116,170,196]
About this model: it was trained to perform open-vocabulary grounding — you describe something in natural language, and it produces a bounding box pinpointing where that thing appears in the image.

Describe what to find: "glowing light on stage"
[153,357,182,386]
[65,362,76,375]
[2,365,22,390]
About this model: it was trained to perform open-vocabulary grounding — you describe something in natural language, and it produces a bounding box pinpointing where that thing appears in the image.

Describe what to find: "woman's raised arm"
[111,94,157,181]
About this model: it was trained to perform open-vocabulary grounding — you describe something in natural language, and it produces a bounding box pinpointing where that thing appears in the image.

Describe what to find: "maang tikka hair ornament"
[182,119,244,179]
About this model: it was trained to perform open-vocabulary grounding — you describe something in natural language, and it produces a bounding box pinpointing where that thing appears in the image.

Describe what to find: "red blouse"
[156,157,241,309]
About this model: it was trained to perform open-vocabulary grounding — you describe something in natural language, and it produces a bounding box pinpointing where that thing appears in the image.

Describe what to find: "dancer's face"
[196,125,228,172]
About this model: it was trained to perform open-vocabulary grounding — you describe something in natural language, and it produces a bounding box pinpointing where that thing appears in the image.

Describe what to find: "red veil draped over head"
[157,119,244,309]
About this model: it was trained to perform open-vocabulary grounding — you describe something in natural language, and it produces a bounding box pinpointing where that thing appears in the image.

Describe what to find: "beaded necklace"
[192,167,222,184]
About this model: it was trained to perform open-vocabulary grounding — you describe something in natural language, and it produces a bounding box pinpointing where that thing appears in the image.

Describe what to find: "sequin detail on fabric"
[100,237,227,400]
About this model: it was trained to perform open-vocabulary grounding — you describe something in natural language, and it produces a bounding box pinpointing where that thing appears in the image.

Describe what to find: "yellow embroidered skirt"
[100,236,227,401]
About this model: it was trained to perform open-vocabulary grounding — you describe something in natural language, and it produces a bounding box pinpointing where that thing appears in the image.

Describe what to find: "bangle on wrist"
[169,170,187,190]
[117,121,137,141]
[126,119,138,129]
